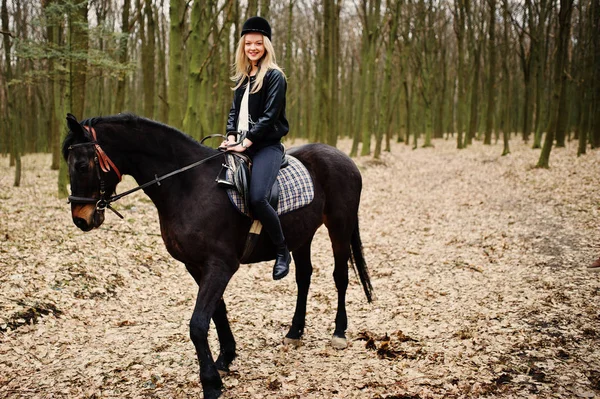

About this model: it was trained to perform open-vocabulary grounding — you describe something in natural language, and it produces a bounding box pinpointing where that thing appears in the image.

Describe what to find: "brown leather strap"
[83,126,122,181]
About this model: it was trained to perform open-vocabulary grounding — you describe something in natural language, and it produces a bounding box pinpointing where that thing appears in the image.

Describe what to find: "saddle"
[216,151,312,263]
[216,151,288,213]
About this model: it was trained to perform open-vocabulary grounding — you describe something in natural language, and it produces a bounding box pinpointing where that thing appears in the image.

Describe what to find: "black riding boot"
[273,242,291,280]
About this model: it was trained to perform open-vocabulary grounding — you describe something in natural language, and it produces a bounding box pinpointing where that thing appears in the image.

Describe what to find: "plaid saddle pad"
[226,155,314,217]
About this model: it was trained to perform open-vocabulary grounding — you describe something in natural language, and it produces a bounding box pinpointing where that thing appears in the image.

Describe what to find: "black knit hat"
[241,16,271,41]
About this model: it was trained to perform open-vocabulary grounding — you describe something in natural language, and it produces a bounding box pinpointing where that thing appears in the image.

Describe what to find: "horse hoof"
[331,336,347,349]
[283,337,302,348]
[202,387,222,399]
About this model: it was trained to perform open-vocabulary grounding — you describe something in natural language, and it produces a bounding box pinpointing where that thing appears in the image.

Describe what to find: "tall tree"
[167,0,186,129]
[483,0,497,145]
[531,0,552,149]
[139,0,156,119]
[43,0,66,171]
[515,1,534,143]
[1,0,21,186]
[156,2,168,123]
[377,0,401,158]
[246,0,258,19]
[537,0,574,168]
[114,0,131,114]
[452,0,467,148]
[591,0,600,148]
[316,0,340,147]
[183,0,230,139]
[355,0,382,156]
[464,0,483,147]
[68,0,89,119]
[260,0,270,20]
[550,0,574,147]
[328,0,340,147]
[500,0,511,155]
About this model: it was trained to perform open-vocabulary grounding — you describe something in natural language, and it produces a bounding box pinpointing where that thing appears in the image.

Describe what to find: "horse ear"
[66,113,84,137]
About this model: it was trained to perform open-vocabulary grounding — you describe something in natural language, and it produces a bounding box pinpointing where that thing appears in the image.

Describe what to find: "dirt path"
[1,138,599,399]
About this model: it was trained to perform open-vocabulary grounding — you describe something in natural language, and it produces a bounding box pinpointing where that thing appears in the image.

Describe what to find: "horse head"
[63,113,122,231]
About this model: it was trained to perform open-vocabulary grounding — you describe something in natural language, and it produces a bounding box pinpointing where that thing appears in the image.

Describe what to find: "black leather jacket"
[226,68,289,150]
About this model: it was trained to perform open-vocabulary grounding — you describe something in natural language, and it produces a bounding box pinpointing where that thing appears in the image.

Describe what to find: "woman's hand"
[227,138,253,153]
[219,135,237,150]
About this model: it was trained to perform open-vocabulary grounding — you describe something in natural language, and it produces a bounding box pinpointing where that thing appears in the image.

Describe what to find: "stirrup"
[216,163,236,188]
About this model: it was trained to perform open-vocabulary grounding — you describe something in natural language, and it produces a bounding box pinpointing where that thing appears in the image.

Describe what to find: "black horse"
[62,113,372,399]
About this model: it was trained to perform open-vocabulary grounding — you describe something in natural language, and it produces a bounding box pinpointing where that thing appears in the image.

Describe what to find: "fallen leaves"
[357,330,419,360]
[1,139,600,398]
[0,301,62,334]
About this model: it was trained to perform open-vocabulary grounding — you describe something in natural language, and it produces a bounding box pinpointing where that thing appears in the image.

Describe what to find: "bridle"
[67,125,232,219]
[67,125,125,218]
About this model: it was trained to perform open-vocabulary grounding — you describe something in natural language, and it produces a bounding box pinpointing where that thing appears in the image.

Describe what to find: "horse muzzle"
[71,204,105,231]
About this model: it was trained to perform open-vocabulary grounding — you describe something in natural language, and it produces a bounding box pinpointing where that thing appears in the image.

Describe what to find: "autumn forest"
[1,0,599,191]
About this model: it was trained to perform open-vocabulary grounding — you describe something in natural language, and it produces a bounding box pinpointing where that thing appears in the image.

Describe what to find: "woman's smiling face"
[244,33,265,64]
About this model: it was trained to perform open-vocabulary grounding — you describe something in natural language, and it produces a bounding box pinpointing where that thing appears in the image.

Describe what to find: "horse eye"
[75,161,90,172]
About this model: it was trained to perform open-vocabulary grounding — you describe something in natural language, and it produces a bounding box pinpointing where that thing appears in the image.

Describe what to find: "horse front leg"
[213,298,236,373]
[284,241,313,346]
[188,264,233,399]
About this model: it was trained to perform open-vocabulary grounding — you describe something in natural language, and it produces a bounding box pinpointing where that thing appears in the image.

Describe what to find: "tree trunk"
[45,0,66,174]
[2,0,20,186]
[434,44,447,140]
[184,0,211,140]
[538,0,573,168]
[484,0,497,145]
[168,0,186,129]
[382,0,401,153]
[377,1,401,157]
[157,3,168,123]
[501,0,511,155]
[0,50,6,156]
[531,0,551,149]
[403,79,411,146]
[318,0,330,145]
[245,0,258,19]
[114,0,131,113]
[68,0,88,119]
[139,0,156,119]
[328,1,340,147]
[358,0,381,156]
[551,0,574,148]
[464,2,482,147]
[260,0,270,20]
[453,0,466,149]
[591,0,600,148]
[465,45,481,147]
[518,26,534,143]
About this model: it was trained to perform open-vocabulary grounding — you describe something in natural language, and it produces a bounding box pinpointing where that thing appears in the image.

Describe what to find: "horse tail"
[349,219,373,303]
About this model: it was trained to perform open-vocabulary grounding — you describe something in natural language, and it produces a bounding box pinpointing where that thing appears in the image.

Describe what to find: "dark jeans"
[249,143,285,246]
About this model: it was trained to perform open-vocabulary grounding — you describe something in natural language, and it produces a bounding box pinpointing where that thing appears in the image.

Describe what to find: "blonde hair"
[231,34,285,94]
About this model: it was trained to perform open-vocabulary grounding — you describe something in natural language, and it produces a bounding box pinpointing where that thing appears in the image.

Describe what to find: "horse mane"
[62,113,203,161]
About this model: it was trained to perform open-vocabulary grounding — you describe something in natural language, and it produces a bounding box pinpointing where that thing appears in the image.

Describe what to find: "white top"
[237,81,250,133]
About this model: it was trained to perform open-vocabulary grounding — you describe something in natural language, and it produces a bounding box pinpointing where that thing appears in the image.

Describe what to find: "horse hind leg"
[331,241,351,349]
[284,239,313,347]
[325,217,354,350]
[213,298,236,375]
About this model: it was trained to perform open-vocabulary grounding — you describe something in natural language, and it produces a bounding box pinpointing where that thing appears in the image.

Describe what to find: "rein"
[68,127,234,219]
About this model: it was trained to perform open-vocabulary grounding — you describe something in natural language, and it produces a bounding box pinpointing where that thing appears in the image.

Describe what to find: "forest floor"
[1,137,600,399]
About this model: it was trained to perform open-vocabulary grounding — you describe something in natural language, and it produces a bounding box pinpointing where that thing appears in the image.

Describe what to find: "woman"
[220,16,291,280]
